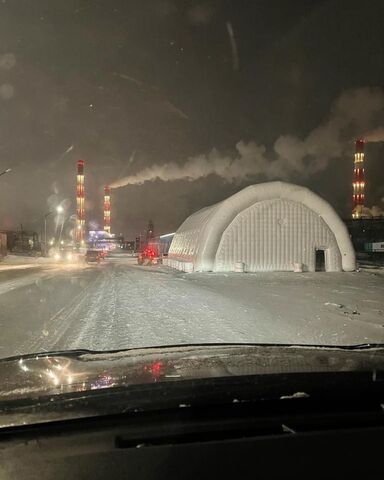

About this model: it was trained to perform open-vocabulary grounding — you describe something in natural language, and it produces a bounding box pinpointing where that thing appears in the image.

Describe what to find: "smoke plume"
[110,87,384,189]
[363,126,384,143]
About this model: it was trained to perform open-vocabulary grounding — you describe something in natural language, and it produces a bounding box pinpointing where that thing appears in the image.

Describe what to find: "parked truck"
[137,241,160,265]
[136,234,174,266]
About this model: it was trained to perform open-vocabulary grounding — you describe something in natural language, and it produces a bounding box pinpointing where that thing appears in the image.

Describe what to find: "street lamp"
[44,205,64,256]
[56,205,70,244]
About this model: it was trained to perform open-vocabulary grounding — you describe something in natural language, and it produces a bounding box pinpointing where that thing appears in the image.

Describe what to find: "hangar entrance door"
[315,249,326,271]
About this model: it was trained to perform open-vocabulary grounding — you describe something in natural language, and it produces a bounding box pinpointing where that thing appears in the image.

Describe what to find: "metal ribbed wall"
[214,199,341,272]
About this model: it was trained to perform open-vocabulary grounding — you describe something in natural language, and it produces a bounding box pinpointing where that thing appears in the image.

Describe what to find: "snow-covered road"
[0,257,383,358]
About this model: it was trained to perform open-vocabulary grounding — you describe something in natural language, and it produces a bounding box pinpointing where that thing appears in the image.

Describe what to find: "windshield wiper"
[0,349,101,363]
[335,343,384,350]
[1,342,384,364]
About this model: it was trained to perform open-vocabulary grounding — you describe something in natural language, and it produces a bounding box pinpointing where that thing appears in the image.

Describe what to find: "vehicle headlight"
[54,253,60,260]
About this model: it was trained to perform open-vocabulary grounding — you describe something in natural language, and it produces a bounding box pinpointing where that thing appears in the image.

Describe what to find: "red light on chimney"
[355,139,365,154]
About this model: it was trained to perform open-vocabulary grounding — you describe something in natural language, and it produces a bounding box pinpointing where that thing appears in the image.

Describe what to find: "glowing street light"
[43,205,65,256]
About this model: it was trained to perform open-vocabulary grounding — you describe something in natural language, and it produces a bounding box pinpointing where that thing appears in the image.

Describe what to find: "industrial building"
[88,230,124,250]
[0,229,39,254]
[165,182,355,273]
[346,218,384,253]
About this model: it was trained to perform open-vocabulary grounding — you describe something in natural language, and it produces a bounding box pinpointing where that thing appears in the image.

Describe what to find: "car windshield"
[0,0,383,392]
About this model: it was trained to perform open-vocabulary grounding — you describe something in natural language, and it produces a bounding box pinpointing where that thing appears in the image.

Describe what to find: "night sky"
[0,0,383,239]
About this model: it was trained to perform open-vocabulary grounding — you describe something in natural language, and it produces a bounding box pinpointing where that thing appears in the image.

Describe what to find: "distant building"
[345,218,384,253]
[123,240,135,252]
[159,232,175,256]
[165,182,355,273]
[88,230,124,250]
[135,236,142,253]
[1,229,39,253]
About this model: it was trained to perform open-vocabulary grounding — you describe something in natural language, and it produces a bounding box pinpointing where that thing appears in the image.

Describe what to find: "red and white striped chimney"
[352,140,365,219]
[76,160,85,242]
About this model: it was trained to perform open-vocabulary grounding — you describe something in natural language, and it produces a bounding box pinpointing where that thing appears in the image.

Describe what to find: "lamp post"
[44,213,52,257]
[58,212,71,245]
[44,205,64,256]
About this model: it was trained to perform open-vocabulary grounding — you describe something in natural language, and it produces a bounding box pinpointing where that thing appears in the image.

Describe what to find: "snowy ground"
[0,255,383,358]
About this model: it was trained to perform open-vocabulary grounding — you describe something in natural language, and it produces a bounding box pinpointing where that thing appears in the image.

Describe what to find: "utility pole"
[20,224,24,252]
[44,213,51,257]
[43,205,63,257]
[146,220,154,244]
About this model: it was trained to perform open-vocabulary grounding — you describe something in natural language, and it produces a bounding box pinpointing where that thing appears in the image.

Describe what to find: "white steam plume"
[363,126,384,143]
[110,87,384,189]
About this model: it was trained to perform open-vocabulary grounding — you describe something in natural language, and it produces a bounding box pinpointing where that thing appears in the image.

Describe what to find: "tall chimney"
[76,160,85,242]
[103,185,111,235]
[352,140,365,219]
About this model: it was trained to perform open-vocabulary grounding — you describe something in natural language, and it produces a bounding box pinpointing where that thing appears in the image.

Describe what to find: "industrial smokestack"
[103,185,111,235]
[76,159,85,243]
[352,140,365,219]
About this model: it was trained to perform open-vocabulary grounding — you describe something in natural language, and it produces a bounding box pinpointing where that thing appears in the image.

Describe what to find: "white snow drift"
[164,182,355,273]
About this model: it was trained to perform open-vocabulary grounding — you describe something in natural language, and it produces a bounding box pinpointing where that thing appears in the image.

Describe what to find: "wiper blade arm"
[337,343,384,350]
[0,349,100,363]
[1,342,384,364]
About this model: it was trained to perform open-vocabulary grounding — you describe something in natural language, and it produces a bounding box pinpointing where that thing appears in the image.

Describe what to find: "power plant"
[72,140,382,253]
[75,161,114,245]
[76,159,85,243]
[103,186,111,235]
[352,139,365,219]
[347,138,384,254]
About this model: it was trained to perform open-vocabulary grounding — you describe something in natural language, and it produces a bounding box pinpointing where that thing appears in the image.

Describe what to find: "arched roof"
[169,182,355,271]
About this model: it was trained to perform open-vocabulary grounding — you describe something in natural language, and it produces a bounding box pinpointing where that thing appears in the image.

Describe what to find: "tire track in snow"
[79,263,272,350]
[49,262,258,352]
[18,261,384,355]
[53,266,119,351]
[18,268,103,354]
[0,269,54,297]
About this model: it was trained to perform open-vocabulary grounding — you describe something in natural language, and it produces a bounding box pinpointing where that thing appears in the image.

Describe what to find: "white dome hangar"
[165,182,356,273]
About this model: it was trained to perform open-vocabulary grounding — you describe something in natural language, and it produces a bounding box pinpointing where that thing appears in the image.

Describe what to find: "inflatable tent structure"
[163,182,355,273]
